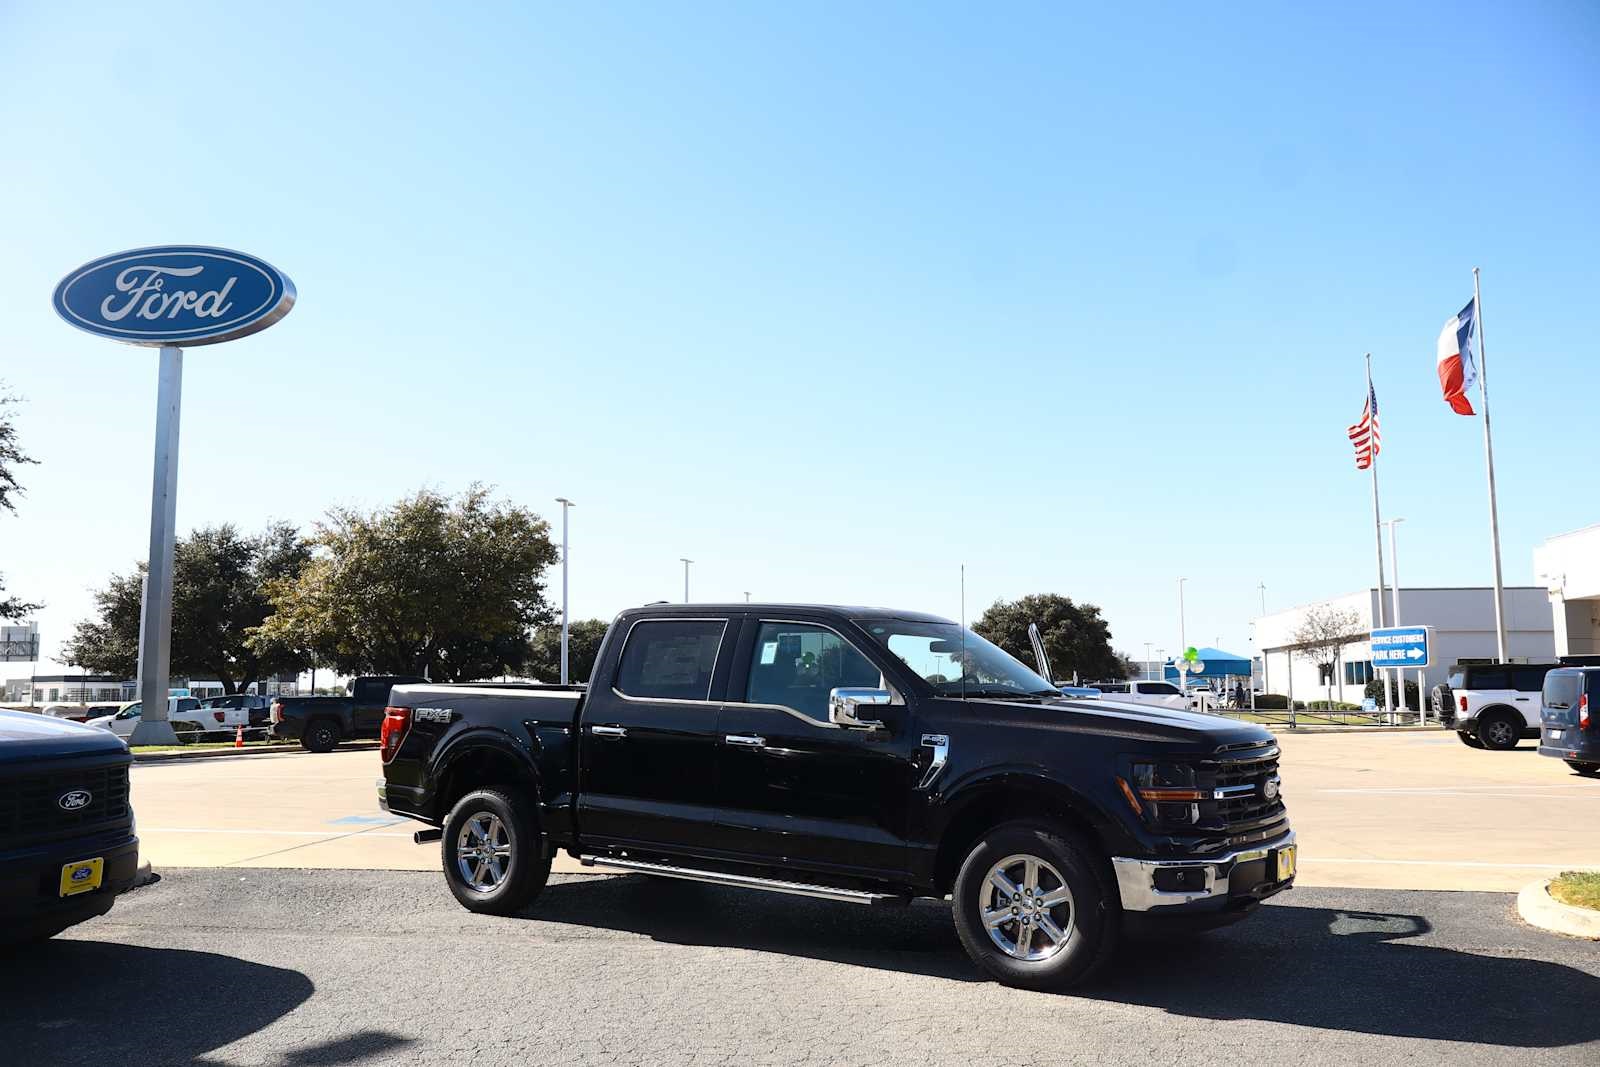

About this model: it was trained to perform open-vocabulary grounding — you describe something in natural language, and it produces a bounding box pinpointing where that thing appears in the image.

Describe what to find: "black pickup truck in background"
[378,603,1296,991]
[270,675,425,752]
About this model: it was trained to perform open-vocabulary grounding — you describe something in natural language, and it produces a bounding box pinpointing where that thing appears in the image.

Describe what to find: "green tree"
[526,618,609,682]
[972,593,1127,683]
[252,487,558,681]
[63,523,312,693]
[0,387,41,619]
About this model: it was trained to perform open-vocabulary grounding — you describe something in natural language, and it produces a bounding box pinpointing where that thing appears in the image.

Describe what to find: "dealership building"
[1534,524,1600,658]
[1252,586,1554,703]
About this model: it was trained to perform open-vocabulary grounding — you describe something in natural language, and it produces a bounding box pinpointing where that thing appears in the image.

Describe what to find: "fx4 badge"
[414,707,454,724]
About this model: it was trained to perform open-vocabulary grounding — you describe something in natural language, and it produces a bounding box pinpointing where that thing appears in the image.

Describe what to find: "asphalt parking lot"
[8,870,1597,1066]
[129,728,1600,891]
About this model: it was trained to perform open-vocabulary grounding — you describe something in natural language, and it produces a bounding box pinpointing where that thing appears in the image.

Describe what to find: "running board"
[577,854,902,905]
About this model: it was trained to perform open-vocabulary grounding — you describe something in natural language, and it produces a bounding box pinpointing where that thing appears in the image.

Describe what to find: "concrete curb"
[133,742,379,763]
[1517,878,1600,939]
[1264,724,1441,736]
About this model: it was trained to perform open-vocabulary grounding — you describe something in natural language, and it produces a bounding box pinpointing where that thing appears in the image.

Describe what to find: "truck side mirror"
[828,687,890,730]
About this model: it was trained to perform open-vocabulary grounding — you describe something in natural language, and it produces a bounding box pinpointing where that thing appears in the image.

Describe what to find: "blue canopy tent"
[1163,647,1253,682]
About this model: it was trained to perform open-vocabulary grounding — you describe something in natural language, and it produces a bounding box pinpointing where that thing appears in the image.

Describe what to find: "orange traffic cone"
[235,724,245,748]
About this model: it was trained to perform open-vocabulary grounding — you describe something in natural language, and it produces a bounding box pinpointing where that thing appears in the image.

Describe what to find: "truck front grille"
[1200,747,1285,832]
[0,760,132,845]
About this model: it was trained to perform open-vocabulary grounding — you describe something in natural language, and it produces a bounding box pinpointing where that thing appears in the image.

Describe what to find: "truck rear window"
[615,619,726,701]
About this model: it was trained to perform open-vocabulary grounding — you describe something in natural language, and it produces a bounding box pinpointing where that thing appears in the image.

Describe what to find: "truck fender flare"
[933,768,1126,859]
[430,728,544,809]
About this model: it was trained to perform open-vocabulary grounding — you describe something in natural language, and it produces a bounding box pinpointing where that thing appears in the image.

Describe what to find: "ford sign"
[53,246,295,347]
[58,789,92,811]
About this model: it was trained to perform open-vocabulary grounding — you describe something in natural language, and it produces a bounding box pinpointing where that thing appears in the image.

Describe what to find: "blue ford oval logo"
[58,790,92,811]
[53,246,295,347]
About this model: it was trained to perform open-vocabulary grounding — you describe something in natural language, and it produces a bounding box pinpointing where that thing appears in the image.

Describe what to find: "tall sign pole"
[133,345,185,743]
[1473,268,1508,662]
[53,246,294,745]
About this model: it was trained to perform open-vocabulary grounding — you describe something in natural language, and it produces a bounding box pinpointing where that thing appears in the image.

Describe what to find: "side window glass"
[746,622,880,721]
[1471,668,1508,690]
[615,620,726,701]
[1511,666,1549,692]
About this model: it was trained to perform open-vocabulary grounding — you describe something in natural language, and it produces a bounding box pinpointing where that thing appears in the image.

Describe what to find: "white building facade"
[1253,586,1554,703]
[1535,524,1600,658]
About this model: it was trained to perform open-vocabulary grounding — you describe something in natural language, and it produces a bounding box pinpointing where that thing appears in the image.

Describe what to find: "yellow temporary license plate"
[1274,845,1297,881]
[59,858,103,897]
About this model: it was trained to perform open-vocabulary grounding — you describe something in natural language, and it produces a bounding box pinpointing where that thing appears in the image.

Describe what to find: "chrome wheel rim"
[980,853,1075,962]
[455,812,512,892]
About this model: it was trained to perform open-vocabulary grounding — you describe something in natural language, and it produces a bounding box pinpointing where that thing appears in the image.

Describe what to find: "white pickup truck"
[88,696,250,739]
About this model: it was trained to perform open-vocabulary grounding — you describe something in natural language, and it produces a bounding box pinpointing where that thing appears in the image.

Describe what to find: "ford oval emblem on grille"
[58,790,92,811]
[1262,777,1280,801]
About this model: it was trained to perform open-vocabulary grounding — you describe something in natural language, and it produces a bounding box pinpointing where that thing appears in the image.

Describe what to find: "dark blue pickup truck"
[0,708,140,946]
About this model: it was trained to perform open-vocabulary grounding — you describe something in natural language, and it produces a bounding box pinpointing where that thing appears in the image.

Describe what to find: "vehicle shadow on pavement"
[530,874,981,982]
[1092,903,1599,1048]
[529,877,1598,1047]
[0,941,319,1066]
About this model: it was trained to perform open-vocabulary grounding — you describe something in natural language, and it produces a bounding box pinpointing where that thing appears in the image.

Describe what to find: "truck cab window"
[746,622,880,721]
[615,619,726,701]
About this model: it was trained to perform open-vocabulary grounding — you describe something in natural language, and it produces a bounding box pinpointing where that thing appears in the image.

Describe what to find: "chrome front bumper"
[1111,830,1296,912]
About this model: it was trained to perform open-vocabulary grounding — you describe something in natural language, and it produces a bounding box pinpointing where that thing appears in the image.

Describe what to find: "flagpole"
[1473,268,1508,663]
[1365,353,1395,715]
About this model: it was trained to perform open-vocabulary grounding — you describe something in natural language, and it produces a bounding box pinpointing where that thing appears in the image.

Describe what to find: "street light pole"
[1144,642,1153,680]
[744,591,750,603]
[1177,577,1189,653]
[680,558,693,603]
[555,498,574,684]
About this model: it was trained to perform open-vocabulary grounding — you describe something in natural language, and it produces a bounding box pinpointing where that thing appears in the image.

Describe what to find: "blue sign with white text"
[1370,625,1431,669]
[53,246,295,347]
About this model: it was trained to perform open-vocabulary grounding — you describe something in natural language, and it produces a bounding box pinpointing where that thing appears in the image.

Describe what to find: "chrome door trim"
[578,854,901,905]
[919,733,949,789]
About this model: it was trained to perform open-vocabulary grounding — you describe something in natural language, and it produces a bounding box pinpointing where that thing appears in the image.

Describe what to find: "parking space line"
[1307,857,1599,869]
[143,826,417,838]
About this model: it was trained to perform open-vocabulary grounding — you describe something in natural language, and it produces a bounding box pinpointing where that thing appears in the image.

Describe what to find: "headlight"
[1119,761,1203,827]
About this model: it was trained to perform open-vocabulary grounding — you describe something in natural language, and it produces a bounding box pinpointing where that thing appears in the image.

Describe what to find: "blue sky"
[2,1,1596,676]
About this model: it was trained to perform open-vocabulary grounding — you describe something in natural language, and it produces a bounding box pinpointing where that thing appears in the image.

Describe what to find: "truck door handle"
[590,724,627,739]
[725,734,765,747]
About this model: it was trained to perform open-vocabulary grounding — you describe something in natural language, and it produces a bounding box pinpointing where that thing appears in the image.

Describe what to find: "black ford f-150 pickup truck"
[378,603,1295,990]
[271,675,425,752]
[1,708,140,946]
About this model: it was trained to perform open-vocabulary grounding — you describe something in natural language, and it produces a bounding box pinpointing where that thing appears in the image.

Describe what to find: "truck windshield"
[857,620,1058,698]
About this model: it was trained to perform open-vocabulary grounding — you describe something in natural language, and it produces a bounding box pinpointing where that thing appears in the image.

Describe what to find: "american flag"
[1347,382,1380,470]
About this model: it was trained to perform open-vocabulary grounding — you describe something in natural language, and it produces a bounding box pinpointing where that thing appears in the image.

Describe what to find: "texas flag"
[1436,298,1478,415]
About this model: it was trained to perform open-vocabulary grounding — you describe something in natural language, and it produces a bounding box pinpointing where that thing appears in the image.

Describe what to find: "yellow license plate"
[59,858,104,897]
[1274,845,1297,881]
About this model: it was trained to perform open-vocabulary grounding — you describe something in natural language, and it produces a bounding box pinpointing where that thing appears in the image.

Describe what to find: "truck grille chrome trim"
[1111,830,1295,911]
[578,855,902,905]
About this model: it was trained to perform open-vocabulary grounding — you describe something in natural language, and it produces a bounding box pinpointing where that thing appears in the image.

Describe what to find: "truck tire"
[951,821,1118,991]
[1476,710,1522,751]
[300,719,340,753]
[1456,731,1484,749]
[1565,760,1600,778]
[442,788,550,916]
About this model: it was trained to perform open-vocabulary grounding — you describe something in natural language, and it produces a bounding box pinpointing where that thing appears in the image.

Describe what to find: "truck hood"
[0,707,131,762]
[959,696,1273,751]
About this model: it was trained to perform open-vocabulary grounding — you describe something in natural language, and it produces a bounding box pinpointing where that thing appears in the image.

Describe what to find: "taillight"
[379,706,412,764]
[1581,694,1591,731]
[1459,695,1468,713]
[270,702,282,724]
